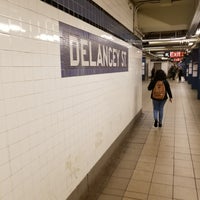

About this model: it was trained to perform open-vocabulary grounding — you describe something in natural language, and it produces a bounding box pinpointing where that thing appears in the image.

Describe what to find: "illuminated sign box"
[173,58,182,62]
[170,51,185,58]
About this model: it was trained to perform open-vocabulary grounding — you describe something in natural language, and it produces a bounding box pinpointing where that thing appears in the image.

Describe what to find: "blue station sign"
[59,22,129,77]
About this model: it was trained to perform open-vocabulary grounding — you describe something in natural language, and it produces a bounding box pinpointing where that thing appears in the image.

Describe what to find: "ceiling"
[130,0,200,60]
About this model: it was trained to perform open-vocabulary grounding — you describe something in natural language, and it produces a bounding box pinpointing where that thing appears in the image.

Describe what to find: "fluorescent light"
[195,28,200,35]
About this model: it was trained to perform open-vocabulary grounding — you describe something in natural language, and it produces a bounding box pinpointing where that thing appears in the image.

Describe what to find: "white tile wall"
[0,0,142,199]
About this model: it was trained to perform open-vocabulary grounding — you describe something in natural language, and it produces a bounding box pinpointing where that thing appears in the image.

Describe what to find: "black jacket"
[148,79,172,100]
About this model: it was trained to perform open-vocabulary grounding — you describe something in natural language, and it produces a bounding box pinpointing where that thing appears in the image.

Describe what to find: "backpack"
[152,80,166,100]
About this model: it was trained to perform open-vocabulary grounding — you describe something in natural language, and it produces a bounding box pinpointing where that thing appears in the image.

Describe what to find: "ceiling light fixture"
[195,28,200,35]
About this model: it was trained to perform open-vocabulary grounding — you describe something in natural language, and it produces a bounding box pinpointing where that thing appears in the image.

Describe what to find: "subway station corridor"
[86,80,200,200]
[1,1,200,200]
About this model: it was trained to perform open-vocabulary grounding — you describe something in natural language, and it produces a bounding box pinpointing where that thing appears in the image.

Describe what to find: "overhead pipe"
[186,0,200,37]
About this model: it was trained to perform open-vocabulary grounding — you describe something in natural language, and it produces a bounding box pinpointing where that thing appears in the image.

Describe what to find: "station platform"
[86,80,200,200]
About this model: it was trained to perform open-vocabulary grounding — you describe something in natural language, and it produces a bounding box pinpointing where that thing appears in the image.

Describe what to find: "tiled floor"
[86,80,200,200]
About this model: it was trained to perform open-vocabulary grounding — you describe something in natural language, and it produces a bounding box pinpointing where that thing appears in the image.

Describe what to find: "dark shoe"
[159,123,162,127]
[154,120,158,127]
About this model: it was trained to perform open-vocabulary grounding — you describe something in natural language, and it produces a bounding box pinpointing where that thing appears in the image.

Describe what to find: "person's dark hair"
[154,69,167,80]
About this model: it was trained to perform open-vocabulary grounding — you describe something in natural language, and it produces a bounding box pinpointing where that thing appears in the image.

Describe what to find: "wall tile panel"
[0,0,142,199]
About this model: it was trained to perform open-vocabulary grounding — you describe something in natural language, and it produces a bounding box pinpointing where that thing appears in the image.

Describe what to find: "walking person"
[148,69,173,127]
[151,67,155,80]
[178,67,183,82]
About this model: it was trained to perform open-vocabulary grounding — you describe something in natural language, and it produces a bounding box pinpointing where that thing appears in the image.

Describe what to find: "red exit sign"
[170,51,185,58]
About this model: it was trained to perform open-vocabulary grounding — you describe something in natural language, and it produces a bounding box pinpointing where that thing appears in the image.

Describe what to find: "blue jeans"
[152,99,167,124]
